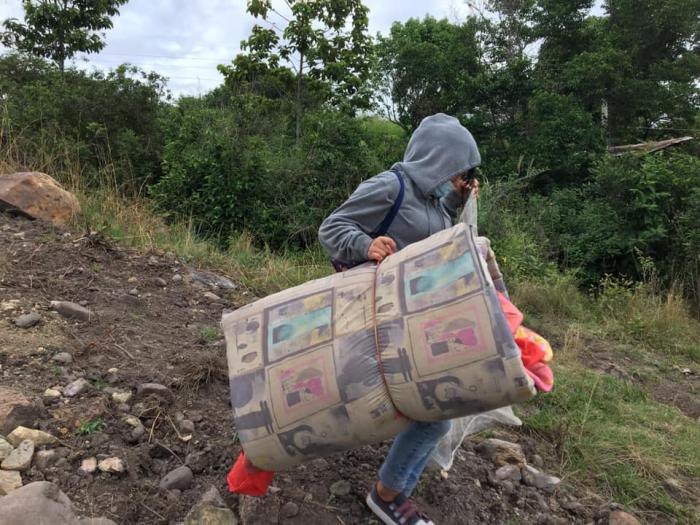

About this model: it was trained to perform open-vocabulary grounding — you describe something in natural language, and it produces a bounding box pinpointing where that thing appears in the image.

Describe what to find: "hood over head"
[394,113,481,197]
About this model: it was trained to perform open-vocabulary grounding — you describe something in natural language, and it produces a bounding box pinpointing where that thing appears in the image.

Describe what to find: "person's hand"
[451,176,479,201]
[367,236,397,262]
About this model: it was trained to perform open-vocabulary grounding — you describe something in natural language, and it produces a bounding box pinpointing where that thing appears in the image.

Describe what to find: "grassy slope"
[74,191,700,523]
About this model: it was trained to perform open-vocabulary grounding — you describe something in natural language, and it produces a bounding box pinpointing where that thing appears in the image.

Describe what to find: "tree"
[225,0,372,142]
[374,17,483,132]
[1,0,128,72]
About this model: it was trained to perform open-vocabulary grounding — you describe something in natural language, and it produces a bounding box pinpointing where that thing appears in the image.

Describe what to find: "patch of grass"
[522,364,700,522]
[77,419,106,435]
[74,190,331,296]
[199,325,222,343]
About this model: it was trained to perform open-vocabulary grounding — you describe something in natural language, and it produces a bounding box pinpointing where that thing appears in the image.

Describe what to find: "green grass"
[77,419,106,435]
[523,364,699,521]
[199,325,222,342]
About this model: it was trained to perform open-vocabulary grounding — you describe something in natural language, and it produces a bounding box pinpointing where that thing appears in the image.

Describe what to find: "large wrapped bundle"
[223,223,535,470]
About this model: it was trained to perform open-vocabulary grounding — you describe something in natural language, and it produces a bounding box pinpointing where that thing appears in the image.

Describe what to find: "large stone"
[14,312,41,329]
[160,465,193,490]
[0,387,39,435]
[97,457,125,474]
[0,437,14,460]
[494,464,522,483]
[475,438,526,467]
[608,511,642,525]
[6,427,58,447]
[34,449,59,471]
[184,502,238,525]
[1,439,34,471]
[0,172,80,225]
[50,301,93,322]
[0,481,76,524]
[136,383,174,403]
[78,457,97,475]
[189,269,237,290]
[0,470,22,495]
[521,465,561,493]
[63,378,90,398]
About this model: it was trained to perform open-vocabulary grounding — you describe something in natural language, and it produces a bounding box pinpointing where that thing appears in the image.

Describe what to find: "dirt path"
[0,213,616,524]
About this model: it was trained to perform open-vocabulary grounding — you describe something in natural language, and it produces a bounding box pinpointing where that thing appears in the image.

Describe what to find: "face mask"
[432,181,453,199]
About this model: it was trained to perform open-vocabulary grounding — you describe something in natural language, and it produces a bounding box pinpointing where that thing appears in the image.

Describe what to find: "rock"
[51,352,73,365]
[124,415,142,428]
[14,312,41,329]
[239,495,280,525]
[78,519,118,525]
[200,486,226,507]
[154,277,168,287]
[160,466,193,490]
[330,480,352,497]
[185,450,210,474]
[128,288,138,296]
[50,301,93,322]
[63,378,89,397]
[0,481,79,524]
[129,426,145,442]
[1,440,35,471]
[136,383,174,403]
[34,449,58,471]
[111,391,132,404]
[531,454,544,468]
[521,465,561,493]
[0,387,40,435]
[476,438,526,467]
[495,464,522,483]
[179,419,195,434]
[43,389,62,400]
[0,172,80,225]
[0,470,22,495]
[0,438,13,461]
[172,274,183,283]
[184,502,238,525]
[6,427,57,447]
[97,457,125,474]
[189,270,236,290]
[280,502,299,519]
[79,457,97,475]
[608,511,642,525]
[203,292,222,302]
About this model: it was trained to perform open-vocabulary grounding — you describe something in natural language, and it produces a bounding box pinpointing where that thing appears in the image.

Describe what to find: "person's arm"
[319,171,401,265]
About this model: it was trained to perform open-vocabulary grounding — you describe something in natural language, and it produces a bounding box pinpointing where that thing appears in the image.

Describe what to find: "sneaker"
[366,485,435,525]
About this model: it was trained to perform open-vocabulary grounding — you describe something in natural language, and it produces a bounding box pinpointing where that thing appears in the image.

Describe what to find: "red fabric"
[227,452,275,496]
[497,292,524,334]
[514,326,547,368]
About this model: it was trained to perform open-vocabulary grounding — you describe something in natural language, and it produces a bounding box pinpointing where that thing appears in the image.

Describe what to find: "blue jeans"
[378,420,451,497]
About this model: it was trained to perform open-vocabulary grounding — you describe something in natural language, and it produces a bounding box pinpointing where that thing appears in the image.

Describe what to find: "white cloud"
[1,0,604,97]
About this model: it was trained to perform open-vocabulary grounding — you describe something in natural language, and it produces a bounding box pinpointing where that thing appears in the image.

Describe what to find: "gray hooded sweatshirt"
[318,113,481,265]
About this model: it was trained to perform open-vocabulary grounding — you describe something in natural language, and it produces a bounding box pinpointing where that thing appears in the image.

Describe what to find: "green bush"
[0,53,165,193]
[151,97,407,250]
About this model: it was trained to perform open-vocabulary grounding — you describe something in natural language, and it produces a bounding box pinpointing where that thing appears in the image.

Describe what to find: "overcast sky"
[0,0,603,97]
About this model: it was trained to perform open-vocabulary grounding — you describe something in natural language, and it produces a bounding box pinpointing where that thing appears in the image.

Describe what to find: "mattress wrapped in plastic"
[222,223,535,470]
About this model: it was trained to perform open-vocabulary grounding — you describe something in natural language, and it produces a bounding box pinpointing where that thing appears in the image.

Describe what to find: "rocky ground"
[0,212,645,525]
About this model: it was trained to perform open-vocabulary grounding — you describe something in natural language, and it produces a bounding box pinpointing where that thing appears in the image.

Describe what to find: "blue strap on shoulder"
[331,169,405,272]
[370,169,405,237]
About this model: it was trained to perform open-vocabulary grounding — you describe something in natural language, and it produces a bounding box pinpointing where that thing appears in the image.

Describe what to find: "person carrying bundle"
[319,113,481,525]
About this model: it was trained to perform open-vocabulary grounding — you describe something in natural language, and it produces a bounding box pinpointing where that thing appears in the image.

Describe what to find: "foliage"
[1,0,128,71]
[0,53,167,193]
[150,95,405,250]
[77,419,106,435]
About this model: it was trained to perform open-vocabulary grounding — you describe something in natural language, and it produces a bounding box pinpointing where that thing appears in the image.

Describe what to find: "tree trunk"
[295,51,304,145]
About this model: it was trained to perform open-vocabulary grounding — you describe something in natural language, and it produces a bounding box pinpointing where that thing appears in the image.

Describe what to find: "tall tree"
[228,0,372,143]
[1,0,128,72]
